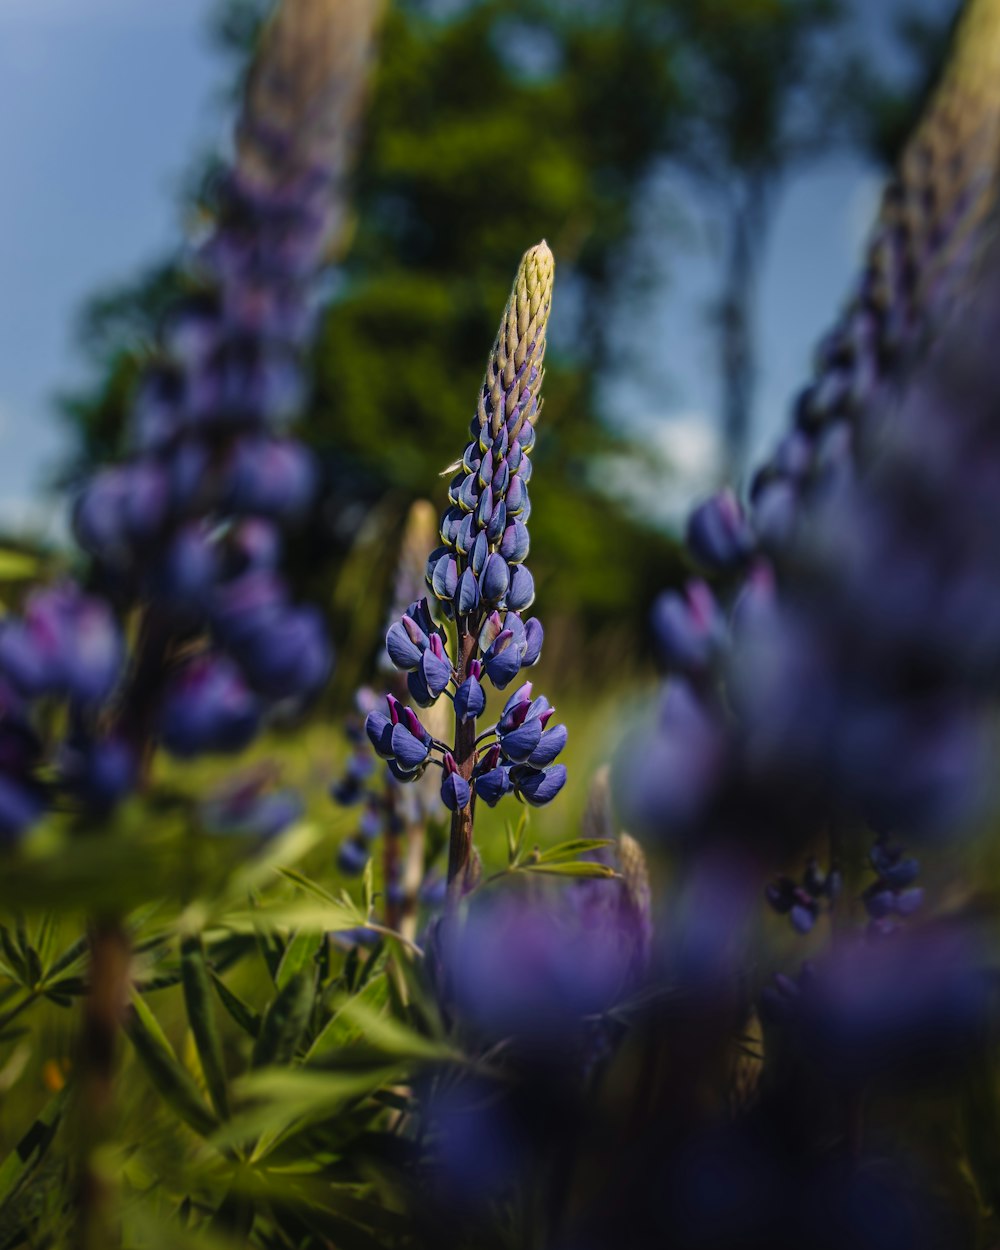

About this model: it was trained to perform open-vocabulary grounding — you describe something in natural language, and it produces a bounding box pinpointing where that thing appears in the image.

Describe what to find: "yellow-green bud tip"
[479,241,555,440]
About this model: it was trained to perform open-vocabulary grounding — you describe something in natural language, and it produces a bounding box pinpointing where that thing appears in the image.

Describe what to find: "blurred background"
[0,0,959,696]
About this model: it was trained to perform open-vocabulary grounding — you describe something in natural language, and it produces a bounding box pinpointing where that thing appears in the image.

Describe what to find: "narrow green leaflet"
[125,991,218,1138]
[330,996,457,1063]
[534,838,615,864]
[274,929,323,993]
[519,860,618,879]
[211,899,364,935]
[209,969,261,1039]
[251,968,317,1069]
[506,810,529,866]
[181,937,230,1120]
[212,1067,402,1156]
[0,1087,67,1211]
[305,975,390,1062]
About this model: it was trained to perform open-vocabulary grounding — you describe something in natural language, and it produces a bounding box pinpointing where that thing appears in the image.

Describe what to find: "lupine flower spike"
[331,500,449,939]
[72,0,382,772]
[369,242,567,913]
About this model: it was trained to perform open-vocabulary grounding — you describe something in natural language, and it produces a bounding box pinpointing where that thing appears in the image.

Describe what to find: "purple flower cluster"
[761,920,986,1083]
[367,244,566,847]
[0,583,129,837]
[332,691,404,877]
[67,14,358,761]
[444,885,635,1049]
[425,243,553,630]
[624,262,1000,855]
[73,322,329,757]
[432,827,652,1063]
[740,36,1000,565]
[766,858,841,935]
[862,837,922,932]
[367,676,566,813]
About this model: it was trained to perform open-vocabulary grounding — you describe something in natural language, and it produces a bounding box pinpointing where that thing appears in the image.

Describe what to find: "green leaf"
[535,838,615,864]
[305,975,389,1062]
[330,995,456,1063]
[507,810,528,865]
[213,899,363,935]
[15,915,41,987]
[275,929,323,993]
[292,1204,394,1250]
[181,936,229,1120]
[0,928,27,985]
[251,968,317,1069]
[214,1066,401,1155]
[42,932,90,984]
[0,1086,67,1211]
[125,991,218,1138]
[276,866,342,905]
[255,928,284,984]
[519,860,618,879]
[209,969,261,1039]
[32,914,57,966]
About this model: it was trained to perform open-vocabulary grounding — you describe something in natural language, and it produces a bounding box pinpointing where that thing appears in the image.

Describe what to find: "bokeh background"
[0,0,962,836]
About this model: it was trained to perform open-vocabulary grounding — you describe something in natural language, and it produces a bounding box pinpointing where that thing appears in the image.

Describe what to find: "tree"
[665,0,859,472]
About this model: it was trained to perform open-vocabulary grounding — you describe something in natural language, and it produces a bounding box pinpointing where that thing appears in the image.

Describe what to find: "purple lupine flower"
[0,585,127,838]
[766,858,840,937]
[443,882,638,1050]
[685,489,754,572]
[652,580,725,677]
[60,735,137,813]
[390,707,434,775]
[861,837,923,933]
[159,655,261,758]
[200,767,302,839]
[337,837,370,877]
[330,515,449,927]
[65,0,385,764]
[627,259,1000,858]
[454,663,486,723]
[416,242,553,640]
[0,773,45,844]
[0,583,123,708]
[374,244,566,899]
[767,922,988,1083]
[440,753,470,812]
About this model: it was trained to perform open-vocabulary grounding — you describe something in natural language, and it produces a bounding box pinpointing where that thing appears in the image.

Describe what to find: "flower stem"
[74,916,131,1250]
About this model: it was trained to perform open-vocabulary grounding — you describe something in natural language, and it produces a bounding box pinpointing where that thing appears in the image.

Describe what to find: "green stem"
[74,916,131,1250]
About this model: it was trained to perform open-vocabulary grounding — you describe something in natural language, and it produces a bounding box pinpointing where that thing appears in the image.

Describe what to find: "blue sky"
[0,0,939,541]
[0,0,218,540]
